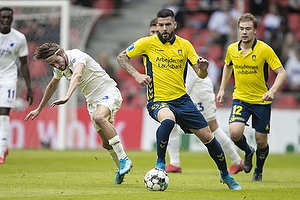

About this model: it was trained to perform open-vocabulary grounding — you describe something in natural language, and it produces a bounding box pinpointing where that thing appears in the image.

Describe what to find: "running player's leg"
[166,125,182,173]
[192,127,241,190]
[156,108,176,170]
[208,119,243,174]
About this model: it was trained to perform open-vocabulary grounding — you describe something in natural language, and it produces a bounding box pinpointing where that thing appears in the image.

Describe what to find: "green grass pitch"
[1,150,299,200]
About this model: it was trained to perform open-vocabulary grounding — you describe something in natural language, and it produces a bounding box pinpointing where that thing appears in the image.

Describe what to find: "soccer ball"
[144,168,169,191]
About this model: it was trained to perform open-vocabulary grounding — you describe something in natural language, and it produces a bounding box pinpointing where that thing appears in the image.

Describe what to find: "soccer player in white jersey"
[24,43,132,184]
[0,7,33,164]
[148,18,243,175]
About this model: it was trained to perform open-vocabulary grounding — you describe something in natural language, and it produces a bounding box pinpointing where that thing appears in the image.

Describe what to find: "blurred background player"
[24,43,132,184]
[217,13,287,182]
[0,7,33,164]
[147,18,243,175]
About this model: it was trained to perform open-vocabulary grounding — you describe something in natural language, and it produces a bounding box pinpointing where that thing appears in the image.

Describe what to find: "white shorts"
[0,80,17,108]
[189,77,216,122]
[87,87,123,131]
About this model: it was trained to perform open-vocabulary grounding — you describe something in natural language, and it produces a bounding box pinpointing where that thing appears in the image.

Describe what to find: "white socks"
[0,115,10,158]
[108,149,120,169]
[108,135,127,160]
[167,126,181,167]
[167,125,242,166]
[213,127,242,165]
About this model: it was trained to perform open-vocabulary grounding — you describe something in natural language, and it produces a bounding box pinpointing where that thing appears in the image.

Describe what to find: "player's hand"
[134,73,151,87]
[216,90,225,105]
[197,57,209,70]
[24,109,40,122]
[262,91,274,103]
[27,89,34,106]
[51,96,69,107]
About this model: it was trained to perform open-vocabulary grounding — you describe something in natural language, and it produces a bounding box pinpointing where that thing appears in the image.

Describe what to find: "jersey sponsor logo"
[128,43,134,51]
[155,49,164,52]
[0,48,12,56]
[229,115,245,122]
[156,57,183,69]
[234,64,258,75]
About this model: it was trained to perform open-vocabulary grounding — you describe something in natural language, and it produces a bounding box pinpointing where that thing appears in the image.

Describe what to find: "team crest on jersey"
[128,43,134,51]
[252,55,256,61]
[72,58,76,63]
[178,49,182,56]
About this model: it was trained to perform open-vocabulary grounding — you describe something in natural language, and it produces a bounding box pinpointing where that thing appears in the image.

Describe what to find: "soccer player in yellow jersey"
[117,9,241,190]
[217,13,287,182]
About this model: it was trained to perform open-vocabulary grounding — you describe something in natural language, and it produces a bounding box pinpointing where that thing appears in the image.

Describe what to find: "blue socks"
[156,119,175,164]
[233,134,252,155]
[255,144,269,173]
[205,137,228,176]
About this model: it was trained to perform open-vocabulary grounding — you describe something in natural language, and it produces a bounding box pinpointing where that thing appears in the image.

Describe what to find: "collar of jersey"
[238,37,257,51]
[157,33,176,45]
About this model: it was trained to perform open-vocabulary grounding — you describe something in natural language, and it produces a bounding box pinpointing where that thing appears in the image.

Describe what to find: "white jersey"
[0,28,28,82]
[186,66,216,121]
[53,49,117,103]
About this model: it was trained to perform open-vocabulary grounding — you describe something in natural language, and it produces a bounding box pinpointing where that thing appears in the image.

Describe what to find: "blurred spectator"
[268,18,289,58]
[280,31,298,65]
[283,44,300,93]
[206,0,240,49]
[249,0,269,22]
[288,0,300,12]
[71,0,92,7]
[97,52,116,80]
[43,17,60,44]
[163,0,185,29]
[262,2,286,45]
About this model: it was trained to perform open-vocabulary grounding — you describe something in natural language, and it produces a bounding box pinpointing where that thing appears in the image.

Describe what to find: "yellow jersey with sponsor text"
[225,38,282,104]
[126,34,199,102]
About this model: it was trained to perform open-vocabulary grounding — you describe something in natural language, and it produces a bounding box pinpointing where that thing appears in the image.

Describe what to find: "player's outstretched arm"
[24,77,60,121]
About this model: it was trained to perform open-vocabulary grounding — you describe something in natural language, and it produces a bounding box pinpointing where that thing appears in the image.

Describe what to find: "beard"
[159,31,174,42]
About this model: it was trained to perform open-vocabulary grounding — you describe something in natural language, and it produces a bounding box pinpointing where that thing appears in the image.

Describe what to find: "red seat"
[193,29,211,50]
[175,27,194,42]
[288,13,300,41]
[192,13,209,23]
[184,0,200,12]
[275,94,298,109]
[207,44,223,62]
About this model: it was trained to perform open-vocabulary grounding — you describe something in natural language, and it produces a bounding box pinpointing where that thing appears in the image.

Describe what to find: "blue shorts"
[229,99,271,134]
[146,94,208,133]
